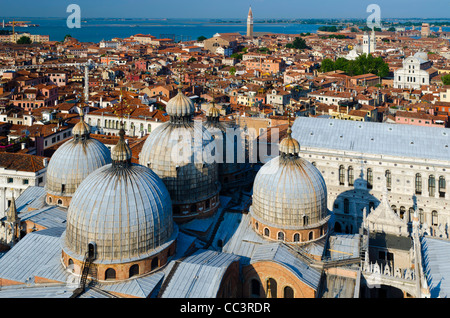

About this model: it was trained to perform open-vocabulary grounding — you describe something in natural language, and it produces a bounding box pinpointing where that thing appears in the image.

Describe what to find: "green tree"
[320,58,335,73]
[442,74,450,86]
[229,66,236,76]
[197,35,207,41]
[286,37,308,50]
[230,53,243,60]
[17,36,31,44]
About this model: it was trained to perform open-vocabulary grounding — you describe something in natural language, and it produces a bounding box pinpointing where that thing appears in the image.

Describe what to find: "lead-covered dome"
[45,115,111,207]
[63,128,176,265]
[139,88,220,222]
[139,121,220,206]
[250,128,329,242]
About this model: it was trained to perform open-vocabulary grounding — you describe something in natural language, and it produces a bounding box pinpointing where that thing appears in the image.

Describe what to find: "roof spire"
[72,93,91,139]
[111,122,132,167]
[6,194,18,224]
[279,105,299,156]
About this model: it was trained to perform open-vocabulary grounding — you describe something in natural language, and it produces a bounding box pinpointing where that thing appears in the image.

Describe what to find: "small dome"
[72,119,90,137]
[45,122,111,199]
[251,155,328,229]
[279,127,300,155]
[207,104,220,118]
[166,87,195,117]
[111,128,132,162]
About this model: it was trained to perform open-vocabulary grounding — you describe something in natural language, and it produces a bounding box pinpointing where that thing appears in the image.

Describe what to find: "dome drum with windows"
[45,108,111,207]
[139,85,220,223]
[250,126,330,244]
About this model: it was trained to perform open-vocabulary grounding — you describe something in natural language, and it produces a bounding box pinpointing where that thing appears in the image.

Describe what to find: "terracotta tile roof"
[0,152,47,172]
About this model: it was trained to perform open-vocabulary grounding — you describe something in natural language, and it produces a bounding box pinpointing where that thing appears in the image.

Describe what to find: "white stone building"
[0,153,47,218]
[288,117,450,239]
[393,52,433,89]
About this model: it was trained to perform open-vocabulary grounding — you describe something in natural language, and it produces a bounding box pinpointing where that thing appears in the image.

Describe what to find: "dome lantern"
[166,77,195,123]
[110,125,132,167]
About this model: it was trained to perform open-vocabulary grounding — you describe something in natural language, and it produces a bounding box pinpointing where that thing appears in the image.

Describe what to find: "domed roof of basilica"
[63,127,176,264]
[251,128,328,229]
[45,115,111,198]
[139,89,220,205]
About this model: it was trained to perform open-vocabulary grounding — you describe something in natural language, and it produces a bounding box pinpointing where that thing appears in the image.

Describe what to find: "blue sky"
[1,0,449,19]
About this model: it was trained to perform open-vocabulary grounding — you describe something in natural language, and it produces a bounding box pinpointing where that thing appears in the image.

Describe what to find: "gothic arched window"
[415,173,422,195]
[429,175,436,197]
[385,170,391,191]
[367,168,373,189]
[348,166,354,186]
[439,176,446,198]
[339,165,345,185]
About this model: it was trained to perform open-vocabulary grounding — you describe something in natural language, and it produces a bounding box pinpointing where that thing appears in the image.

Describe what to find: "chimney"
[43,158,48,167]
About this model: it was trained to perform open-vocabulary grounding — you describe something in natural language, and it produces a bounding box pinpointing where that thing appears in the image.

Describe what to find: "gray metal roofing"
[0,227,65,284]
[251,243,322,290]
[95,271,165,298]
[18,205,67,229]
[15,186,47,213]
[421,236,450,298]
[160,249,240,298]
[327,233,361,260]
[0,284,75,298]
[291,117,450,161]
[220,212,266,264]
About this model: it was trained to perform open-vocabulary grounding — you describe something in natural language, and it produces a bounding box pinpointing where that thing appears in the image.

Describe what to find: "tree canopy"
[320,54,390,78]
[17,36,31,44]
[442,74,450,86]
[286,37,308,50]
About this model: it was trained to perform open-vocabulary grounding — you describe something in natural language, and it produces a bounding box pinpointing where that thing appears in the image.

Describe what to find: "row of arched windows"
[338,165,446,197]
[251,278,294,298]
[256,222,317,242]
[68,257,159,281]
[88,118,152,133]
[390,205,439,226]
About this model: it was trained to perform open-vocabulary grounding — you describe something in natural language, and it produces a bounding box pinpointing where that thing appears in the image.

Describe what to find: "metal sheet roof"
[0,227,65,284]
[160,249,240,298]
[0,284,75,298]
[18,205,67,229]
[421,236,450,298]
[95,271,165,298]
[15,186,47,213]
[291,117,450,162]
[221,212,266,264]
[251,243,322,290]
[327,233,361,260]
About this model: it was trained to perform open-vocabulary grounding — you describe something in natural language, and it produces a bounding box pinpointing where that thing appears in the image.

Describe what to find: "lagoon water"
[2,18,449,43]
[1,17,328,42]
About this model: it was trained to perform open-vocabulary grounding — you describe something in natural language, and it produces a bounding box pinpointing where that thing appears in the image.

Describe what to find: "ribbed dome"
[279,127,300,155]
[45,128,111,198]
[251,154,328,229]
[72,119,90,137]
[139,121,220,205]
[166,87,195,117]
[207,104,220,118]
[63,162,176,263]
[111,128,132,162]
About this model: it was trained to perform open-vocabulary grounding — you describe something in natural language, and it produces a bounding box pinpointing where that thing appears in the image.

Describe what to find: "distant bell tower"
[247,6,253,38]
